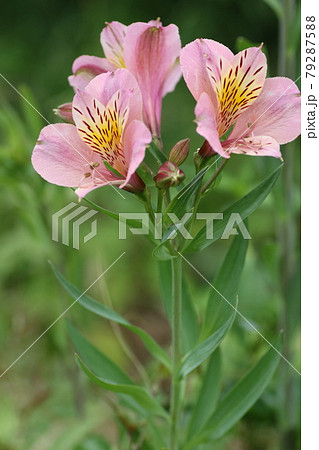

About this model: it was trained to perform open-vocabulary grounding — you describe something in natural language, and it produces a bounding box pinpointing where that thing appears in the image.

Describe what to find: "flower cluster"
[32,20,301,199]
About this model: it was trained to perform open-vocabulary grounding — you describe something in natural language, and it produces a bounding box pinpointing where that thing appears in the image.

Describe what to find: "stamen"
[76,96,127,176]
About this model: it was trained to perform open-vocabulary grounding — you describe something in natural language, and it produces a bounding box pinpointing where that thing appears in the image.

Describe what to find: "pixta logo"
[52,202,98,249]
[118,213,251,240]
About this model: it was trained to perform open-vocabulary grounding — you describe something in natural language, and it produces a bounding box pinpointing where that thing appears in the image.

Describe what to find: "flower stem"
[170,255,182,450]
[164,189,171,208]
[157,189,164,212]
[137,189,155,223]
[200,158,229,194]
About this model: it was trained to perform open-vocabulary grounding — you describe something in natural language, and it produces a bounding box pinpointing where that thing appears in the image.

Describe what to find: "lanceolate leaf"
[178,305,236,379]
[152,168,207,260]
[185,165,282,253]
[148,141,168,164]
[152,227,180,261]
[67,321,131,384]
[158,260,199,353]
[187,348,222,440]
[68,323,168,421]
[163,167,207,222]
[80,196,156,245]
[185,335,282,448]
[76,355,168,420]
[72,194,119,221]
[201,230,248,340]
[180,277,199,353]
[51,263,171,371]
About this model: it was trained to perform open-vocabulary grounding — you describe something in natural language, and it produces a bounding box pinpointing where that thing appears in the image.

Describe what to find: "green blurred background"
[0,0,300,449]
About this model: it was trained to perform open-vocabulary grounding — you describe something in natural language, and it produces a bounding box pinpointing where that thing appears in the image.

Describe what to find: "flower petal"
[75,178,123,199]
[122,119,152,187]
[100,21,127,68]
[68,55,114,91]
[195,92,226,157]
[124,21,182,136]
[73,87,133,176]
[207,46,267,135]
[229,77,301,145]
[181,39,234,102]
[223,134,281,158]
[31,123,116,191]
[81,70,143,122]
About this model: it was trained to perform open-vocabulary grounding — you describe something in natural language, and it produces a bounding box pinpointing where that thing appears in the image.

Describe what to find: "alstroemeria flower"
[68,20,182,139]
[181,39,301,159]
[32,69,152,198]
[124,20,182,139]
[69,21,127,91]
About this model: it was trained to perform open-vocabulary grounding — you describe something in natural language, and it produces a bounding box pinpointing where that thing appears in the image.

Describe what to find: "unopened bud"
[154,161,185,189]
[168,138,190,166]
[54,102,74,123]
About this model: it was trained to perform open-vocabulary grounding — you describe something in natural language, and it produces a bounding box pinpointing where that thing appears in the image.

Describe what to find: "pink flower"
[69,22,127,91]
[124,20,182,139]
[68,20,182,139]
[32,69,152,198]
[181,39,301,159]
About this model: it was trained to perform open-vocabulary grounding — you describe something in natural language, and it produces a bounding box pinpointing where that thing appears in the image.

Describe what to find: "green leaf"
[186,335,282,448]
[76,355,168,420]
[80,196,145,228]
[79,296,171,371]
[148,141,167,165]
[136,162,156,186]
[163,167,206,222]
[80,195,157,246]
[187,349,222,440]
[67,322,168,421]
[103,160,123,179]
[158,260,199,353]
[178,304,236,379]
[201,230,248,340]
[67,321,132,384]
[185,165,282,253]
[152,226,180,261]
[152,168,207,260]
[180,277,199,353]
[51,263,171,371]
[158,261,172,318]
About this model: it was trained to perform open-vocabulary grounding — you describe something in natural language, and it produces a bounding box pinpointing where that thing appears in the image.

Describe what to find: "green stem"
[164,189,171,208]
[137,189,155,224]
[170,255,183,450]
[201,158,229,194]
[97,262,151,389]
[157,189,164,212]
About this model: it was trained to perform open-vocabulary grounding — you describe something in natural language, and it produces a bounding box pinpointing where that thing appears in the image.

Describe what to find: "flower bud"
[168,138,190,166]
[198,140,217,158]
[154,161,185,189]
[54,102,74,123]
